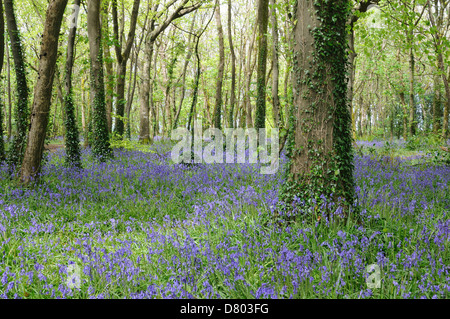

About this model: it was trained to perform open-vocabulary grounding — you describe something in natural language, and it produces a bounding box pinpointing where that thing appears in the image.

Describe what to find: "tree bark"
[213,4,225,130]
[102,0,114,133]
[112,0,140,138]
[270,0,280,128]
[63,0,82,168]
[20,0,68,183]
[6,40,12,140]
[282,0,354,212]
[245,23,257,128]
[4,0,29,167]
[254,0,269,129]
[138,0,201,143]
[408,31,416,136]
[427,0,449,139]
[227,0,236,128]
[174,12,196,129]
[138,30,154,143]
[87,0,112,160]
[0,0,5,161]
[125,47,138,138]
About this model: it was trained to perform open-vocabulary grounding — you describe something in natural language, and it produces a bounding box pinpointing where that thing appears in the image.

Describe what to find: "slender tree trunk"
[6,41,12,140]
[428,1,449,138]
[151,42,159,138]
[174,12,196,129]
[432,74,442,134]
[112,0,140,138]
[408,31,416,136]
[213,4,225,130]
[139,34,153,143]
[187,6,215,132]
[399,91,408,140]
[227,0,236,128]
[236,31,246,128]
[0,0,5,161]
[125,48,138,139]
[102,0,114,133]
[20,0,68,183]
[137,1,201,141]
[63,0,82,168]
[348,22,357,133]
[4,0,29,167]
[254,0,269,129]
[87,0,112,160]
[270,0,280,128]
[245,24,257,128]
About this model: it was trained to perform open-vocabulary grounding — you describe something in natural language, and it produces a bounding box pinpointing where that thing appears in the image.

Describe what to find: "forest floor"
[0,138,449,299]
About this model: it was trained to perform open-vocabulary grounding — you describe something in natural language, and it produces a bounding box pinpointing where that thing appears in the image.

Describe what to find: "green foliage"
[405,135,424,151]
[110,135,157,153]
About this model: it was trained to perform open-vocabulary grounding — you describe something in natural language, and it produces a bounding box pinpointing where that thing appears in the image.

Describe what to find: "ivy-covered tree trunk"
[213,4,224,130]
[87,0,112,160]
[63,0,82,168]
[20,0,68,184]
[254,0,269,130]
[4,0,29,168]
[281,0,355,215]
[0,0,5,162]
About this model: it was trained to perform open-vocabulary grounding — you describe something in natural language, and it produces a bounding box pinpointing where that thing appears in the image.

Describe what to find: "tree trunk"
[4,0,29,167]
[0,0,5,161]
[431,75,442,136]
[125,48,138,139]
[236,31,246,128]
[399,91,408,140]
[282,0,354,213]
[112,0,140,138]
[427,0,449,138]
[20,0,68,183]
[187,38,201,132]
[137,1,201,142]
[174,12,196,130]
[187,6,215,132]
[227,0,236,128]
[408,32,416,136]
[245,23,257,128]
[63,0,82,168]
[6,41,12,140]
[254,0,269,129]
[102,0,114,133]
[139,34,153,144]
[213,4,225,130]
[270,0,280,128]
[87,0,112,160]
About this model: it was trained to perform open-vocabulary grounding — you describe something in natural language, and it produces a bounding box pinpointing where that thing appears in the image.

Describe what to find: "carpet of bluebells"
[0,139,449,299]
